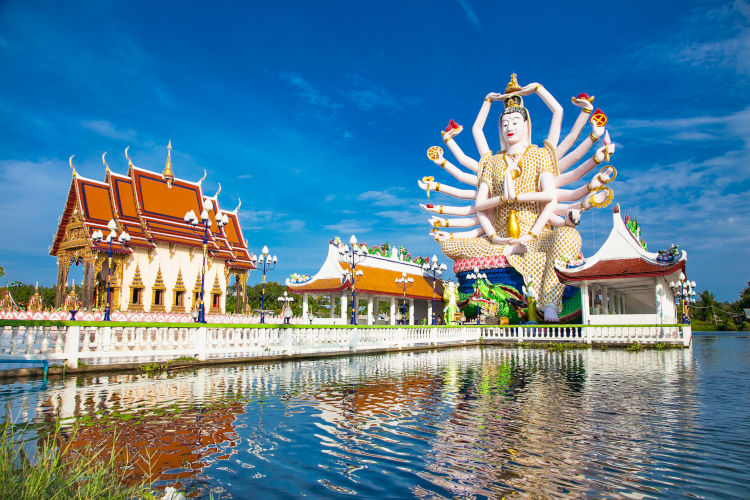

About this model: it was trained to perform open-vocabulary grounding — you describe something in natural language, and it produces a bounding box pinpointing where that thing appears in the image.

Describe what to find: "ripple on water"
[1,339,749,498]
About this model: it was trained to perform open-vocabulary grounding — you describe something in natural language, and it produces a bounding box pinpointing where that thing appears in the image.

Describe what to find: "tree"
[0,265,4,277]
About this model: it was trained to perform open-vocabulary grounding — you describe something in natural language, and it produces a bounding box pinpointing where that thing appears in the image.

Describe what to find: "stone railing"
[0,322,691,371]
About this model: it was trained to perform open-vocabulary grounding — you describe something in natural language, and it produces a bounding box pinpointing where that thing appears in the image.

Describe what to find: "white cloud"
[279,72,340,109]
[323,219,372,235]
[0,159,71,254]
[81,120,136,141]
[456,0,481,31]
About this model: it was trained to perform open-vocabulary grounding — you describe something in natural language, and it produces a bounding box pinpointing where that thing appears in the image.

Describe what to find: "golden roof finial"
[125,146,133,168]
[505,73,521,94]
[102,152,110,173]
[69,155,77,177]
[163,140,174,186]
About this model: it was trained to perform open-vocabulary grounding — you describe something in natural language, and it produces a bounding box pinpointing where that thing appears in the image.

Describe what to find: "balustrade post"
[348,327,358,351]
[65,325,80,369]
[282,327,293,354]
[101,326,111,352]
[682,325,692,347]
[195,326,208,361]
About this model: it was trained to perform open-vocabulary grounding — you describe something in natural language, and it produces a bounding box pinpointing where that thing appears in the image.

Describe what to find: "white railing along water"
[0,322,692,370]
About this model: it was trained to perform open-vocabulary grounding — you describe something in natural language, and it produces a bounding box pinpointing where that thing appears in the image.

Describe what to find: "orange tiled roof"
[290,265,443,300]
[50,158,255,270]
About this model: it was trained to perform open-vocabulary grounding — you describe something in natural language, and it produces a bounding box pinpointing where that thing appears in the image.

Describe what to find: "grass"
[0,419,153,500]
[626,340,684,352]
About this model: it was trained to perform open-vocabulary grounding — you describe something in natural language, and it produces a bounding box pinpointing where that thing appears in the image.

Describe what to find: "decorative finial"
[69,155,77,177]
[505,73,521,94]
[102,152,110,173]
[232,198,241,213]
[197,169,207,185]
[125,146,133,168]
[214,183,221,198]
[163,140,174,186]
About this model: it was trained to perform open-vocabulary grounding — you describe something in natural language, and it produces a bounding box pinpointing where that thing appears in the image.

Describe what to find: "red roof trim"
[556,258,685,282]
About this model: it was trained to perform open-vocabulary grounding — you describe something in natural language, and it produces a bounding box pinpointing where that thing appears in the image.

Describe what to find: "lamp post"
[184,200,229,323]
[395,271,414,325]
[278,291,294,324]
[250,246,277,324]
[339,235,366,325]
[422,254,447,325]
[91,219,130,321]
[669,273,696,324]
[467,266,488,325]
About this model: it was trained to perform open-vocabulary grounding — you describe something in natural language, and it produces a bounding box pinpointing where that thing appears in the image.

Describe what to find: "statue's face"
[501,111,527,146]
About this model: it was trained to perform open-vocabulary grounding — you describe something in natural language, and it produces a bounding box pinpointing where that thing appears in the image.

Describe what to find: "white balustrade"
[0,322,691,371]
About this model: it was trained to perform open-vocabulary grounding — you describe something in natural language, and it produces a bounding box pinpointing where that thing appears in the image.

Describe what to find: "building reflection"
[2,346,696,496]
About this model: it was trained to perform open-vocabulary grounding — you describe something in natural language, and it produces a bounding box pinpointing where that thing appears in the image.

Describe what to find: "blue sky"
[1,0,748,301]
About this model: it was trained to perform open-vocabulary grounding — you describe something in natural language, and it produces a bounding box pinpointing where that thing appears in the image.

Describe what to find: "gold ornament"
[426,146,443,161]
[507,210,521,239]
[505,73,521,94]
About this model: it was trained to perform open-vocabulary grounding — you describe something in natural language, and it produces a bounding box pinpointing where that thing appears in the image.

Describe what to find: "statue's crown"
[505,73,521,94]
[504,73,523,109]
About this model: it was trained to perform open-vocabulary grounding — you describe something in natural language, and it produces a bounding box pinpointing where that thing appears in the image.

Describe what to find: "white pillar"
[621,295,626,314]
[367,296,374,325]
[409,299,414,325]
[341,294,348,322]
[602,287,609,315]
[302,294,309,322]
[330,295,335,318]
[390,297,396,325]
[581,283,590,325]
[428,300,433,325]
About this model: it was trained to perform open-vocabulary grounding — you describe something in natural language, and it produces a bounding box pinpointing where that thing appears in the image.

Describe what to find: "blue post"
[104,238,113,321]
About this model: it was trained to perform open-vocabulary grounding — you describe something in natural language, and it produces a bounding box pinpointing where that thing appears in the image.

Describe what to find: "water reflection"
[3,342,749,499]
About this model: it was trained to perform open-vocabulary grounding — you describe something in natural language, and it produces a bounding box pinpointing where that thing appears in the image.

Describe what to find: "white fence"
[0,323,692,370]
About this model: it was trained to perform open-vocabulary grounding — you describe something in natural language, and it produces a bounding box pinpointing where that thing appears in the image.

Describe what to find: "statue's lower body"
[440,227,581,314]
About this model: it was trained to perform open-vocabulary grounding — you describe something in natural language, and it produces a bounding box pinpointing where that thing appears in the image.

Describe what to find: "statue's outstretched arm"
[527,171,558,236]
[557,124,606,172]
[432,228,484,242]
[431,154,477,186]
[420,203,476,216]
[518,83,564,148]
[556,144,616,187]
[557,165,616,202]
[418,179,476,200]
[476,183,513,245]
[429,216,478,228]
[556,97,594,157]
[443,128,480,172]
[473,93,506,157]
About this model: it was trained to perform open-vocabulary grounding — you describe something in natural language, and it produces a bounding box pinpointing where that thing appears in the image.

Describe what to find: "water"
[3,331,749,499]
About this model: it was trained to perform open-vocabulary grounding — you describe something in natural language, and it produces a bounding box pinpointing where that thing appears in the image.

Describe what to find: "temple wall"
[120,244,227,313]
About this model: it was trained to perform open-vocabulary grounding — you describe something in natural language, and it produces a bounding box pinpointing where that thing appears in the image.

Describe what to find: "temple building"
[555,205,687,325]
[286,237,444,325]
[50,144,255,314]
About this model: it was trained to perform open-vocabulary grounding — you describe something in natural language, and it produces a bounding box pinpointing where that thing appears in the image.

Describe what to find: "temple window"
[153,289,164,307]
[211,293,221,309]
[131,287,143,305]
[174,291,184,307]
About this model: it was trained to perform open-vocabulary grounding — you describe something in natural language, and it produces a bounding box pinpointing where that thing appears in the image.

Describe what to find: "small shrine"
[49,144,256,314]
[286,238,444,325]
[554,205,687,325]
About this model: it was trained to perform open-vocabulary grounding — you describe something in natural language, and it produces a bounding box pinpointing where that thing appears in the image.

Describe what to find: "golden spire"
[163,140,174,186]
[505,73,521,94]
[69,155,77,177]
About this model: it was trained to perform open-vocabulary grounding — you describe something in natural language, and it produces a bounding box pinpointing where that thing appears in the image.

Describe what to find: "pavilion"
[286,238,444,325]
[555,205,686,325]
